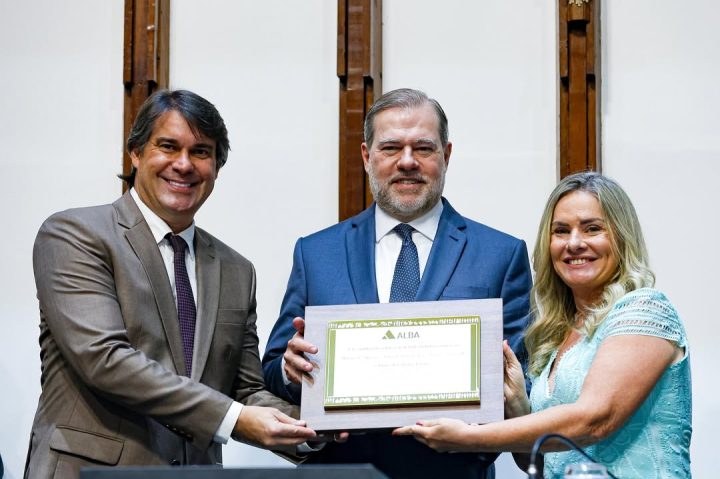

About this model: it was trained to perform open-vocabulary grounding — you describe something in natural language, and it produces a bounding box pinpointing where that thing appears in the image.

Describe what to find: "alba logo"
[382,330,419,340]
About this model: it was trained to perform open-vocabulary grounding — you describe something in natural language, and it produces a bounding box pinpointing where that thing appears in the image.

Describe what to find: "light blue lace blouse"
[529,288,692,478]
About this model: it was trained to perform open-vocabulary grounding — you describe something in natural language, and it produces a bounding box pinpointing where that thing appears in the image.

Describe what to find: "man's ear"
[361,143,371,173]
[130,150,141,169]
[443,142,452,168]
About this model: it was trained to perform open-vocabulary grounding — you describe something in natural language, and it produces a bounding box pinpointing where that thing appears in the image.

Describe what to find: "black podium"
[80,465,389,479]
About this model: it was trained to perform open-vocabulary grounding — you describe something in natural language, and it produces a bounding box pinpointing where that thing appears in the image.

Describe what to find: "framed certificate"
[324,315,481,409]
[300,299,504,431]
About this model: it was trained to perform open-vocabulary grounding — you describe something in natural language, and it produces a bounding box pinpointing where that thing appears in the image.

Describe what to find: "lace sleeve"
[602,288,686,347]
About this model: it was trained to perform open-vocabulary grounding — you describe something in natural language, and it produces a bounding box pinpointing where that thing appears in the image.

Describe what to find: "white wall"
[167,0,340,467]
[0,1,124,477]
[601,1,720,477]
[1,1,715,478]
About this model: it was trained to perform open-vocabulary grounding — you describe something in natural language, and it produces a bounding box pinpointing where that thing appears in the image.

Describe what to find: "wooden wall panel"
[337,0,382,221]
[559,0,601,178]
[122,0,170,191]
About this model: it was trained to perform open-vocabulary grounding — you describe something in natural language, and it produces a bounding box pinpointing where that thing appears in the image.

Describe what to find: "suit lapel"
[346,206,379,304]
[115,193,187,375]
[416,199,467,301]
[192,229,219,380]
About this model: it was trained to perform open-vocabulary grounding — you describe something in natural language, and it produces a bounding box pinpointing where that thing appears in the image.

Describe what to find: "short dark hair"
[121,89,230,186]
[363,88,449,149]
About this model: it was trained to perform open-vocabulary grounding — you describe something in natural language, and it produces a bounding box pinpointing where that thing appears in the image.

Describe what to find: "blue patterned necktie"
[389,224,420,302]
[166,234,196,377]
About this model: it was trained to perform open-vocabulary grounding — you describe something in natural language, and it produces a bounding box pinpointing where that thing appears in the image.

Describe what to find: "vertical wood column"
[122,0,170,191]
[559,0,600,177]
[338,0,382,221]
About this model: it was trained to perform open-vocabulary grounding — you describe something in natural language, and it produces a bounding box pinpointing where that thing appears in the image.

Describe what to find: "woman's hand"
[393,418,475,453]
[503,340,531,419]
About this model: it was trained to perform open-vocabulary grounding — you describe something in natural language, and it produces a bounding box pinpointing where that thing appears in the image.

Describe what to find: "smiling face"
[131,110,218,233]
[550,190,619,309]
[362,103,451,222]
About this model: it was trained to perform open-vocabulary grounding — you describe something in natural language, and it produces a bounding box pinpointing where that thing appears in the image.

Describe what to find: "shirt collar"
[130,188,196,255]
[375,199,444,243]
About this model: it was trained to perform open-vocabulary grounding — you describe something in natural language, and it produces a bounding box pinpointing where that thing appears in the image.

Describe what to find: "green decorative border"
[327,315,481,330]
[326,328,336,397]
[471,322,478,391]
[324,315,481,409]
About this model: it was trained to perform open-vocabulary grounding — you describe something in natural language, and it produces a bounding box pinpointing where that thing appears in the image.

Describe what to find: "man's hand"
[233,405,317,448]
[283,317,319,384]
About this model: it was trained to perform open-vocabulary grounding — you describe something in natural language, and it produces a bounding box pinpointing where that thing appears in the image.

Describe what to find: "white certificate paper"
[324,316,480,408]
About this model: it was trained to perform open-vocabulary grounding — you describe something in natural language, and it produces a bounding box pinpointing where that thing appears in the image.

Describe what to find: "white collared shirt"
[130,188,198,305]
[374,200,443,303]
[129,188,241,444]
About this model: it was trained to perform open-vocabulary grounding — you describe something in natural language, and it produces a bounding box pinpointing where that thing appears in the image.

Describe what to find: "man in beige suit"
[25,90,316,479]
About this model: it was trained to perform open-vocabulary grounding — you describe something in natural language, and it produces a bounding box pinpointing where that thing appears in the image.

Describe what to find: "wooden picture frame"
[301,299,504,431]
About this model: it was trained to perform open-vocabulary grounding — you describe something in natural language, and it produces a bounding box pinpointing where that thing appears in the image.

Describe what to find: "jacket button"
[170,459,181,466]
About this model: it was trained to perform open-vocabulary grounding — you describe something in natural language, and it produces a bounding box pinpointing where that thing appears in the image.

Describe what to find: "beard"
[367,162,446,222]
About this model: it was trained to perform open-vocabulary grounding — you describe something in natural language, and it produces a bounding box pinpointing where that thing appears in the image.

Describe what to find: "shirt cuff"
[281,357,292,386]
[214,401,243,444]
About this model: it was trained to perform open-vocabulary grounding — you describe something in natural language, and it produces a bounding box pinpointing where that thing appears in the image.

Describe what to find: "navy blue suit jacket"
[262,199,531,479]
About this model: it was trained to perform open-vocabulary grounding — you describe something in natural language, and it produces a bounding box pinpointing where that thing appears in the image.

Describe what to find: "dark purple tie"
[166,234,196,377]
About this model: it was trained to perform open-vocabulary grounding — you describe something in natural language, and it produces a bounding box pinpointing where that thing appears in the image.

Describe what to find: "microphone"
[526,433,617,479]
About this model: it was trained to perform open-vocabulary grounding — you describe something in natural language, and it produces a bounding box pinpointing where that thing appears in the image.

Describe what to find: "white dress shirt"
[130,188,241,444]
[374,200,444,303]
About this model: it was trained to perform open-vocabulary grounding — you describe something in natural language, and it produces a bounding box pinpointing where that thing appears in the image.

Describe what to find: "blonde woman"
[395,172,691,478]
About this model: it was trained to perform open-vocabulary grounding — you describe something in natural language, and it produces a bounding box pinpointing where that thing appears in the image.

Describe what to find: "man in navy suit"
[262,88,532,479]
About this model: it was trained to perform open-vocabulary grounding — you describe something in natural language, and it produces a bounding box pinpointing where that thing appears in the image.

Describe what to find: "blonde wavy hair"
[525,172,655,377]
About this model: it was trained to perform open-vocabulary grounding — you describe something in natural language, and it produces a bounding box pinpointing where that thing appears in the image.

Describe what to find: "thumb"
[272,409,307,426]
[503,340,520,366]
[416,419,438,427]
[292,317,306,335]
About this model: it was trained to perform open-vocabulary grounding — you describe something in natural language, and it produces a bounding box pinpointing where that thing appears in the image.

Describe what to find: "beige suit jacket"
[25,193,296,479]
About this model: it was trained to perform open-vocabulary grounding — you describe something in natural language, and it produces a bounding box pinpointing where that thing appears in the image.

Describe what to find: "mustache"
[388,173,427,183]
